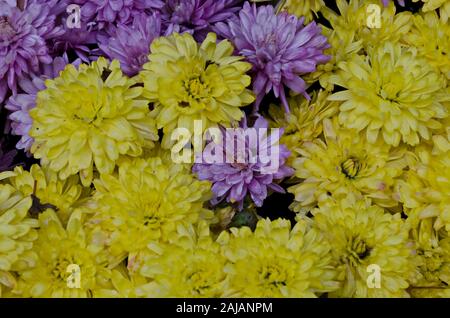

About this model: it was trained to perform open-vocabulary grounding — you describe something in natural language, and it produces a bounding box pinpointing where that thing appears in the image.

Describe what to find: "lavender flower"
[5,55,73,152]
[100,12,162,76]
[73,0,164,27]
[0,2,63,103]
[193,115,293,210]
[161,0,242,41]
[215,2,330,112]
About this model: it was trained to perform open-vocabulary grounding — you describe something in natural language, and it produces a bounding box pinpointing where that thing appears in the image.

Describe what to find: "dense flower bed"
[0,0,449,298]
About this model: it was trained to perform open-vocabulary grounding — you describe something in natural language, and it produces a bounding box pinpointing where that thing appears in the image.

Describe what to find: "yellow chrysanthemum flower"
[288,118,406,212]
[85,155,212,266]
[30,57,158,186]
[408,219,450,297]
[140,222,228,297]
[329,42,447,146]
[310,195,414,297]
[12,210,110,298]
[217,218,338,297]
[268,90,339,165]
[414,0,450,23]
[278,0,325,23]
[0,184,38,296]
[0,164,91,225]
[395,134,450,231]
[141,32,254,148]
[308,0,412,90]
[403,11,450,79]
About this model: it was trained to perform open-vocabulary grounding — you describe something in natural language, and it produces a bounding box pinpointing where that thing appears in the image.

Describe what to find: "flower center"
[344,236,371,267]
[186,269,212,294]
[260,263,289,288]
[185,77,209,100]
[0,16,15,41]
[52,257,75,282]
[341,157,361,179]
[419,248,444,281]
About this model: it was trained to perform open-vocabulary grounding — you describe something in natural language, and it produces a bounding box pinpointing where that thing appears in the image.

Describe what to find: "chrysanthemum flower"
[11,210,110,298]
[408,219,450,297]
[329,42,447,146]
[141,32,254,147]
[308,0,412,90]
[0,164,91,225]
[85,155,213,265]
[0,2,63,103]
[30,57,158,186]
[310,195,414,297]
[395,135,450,231]
[0,183,38,296]
[140,222,228,297]
[403,11,450,79]
[268,90,338,165]
[161,0,242,41]
[217,218,338,297]
[6,55,72,152]
[414,0,450,23]
[288,118,406,212]
[72,0,164,27]
[278,0,325,23]
[100,13,162,77]
[215,2,330,111]
[193,116,293,210]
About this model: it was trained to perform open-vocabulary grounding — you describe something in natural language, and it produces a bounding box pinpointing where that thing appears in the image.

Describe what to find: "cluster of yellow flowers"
[270,0,449,297]
[0,0,448,298]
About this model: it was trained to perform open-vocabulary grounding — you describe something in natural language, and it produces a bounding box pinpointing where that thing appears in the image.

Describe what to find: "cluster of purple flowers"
[0,1,330,209]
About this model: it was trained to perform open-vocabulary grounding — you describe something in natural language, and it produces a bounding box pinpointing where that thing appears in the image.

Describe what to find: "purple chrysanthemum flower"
[0,2,63,103]
[99,12,162,77]
[161,0,242,41]
[193,115,294,210]
[73,0,164,27]
[5,55,73,152]
[215,2,330,112]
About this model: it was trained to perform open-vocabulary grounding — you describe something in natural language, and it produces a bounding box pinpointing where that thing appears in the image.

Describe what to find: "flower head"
[288,118,406,212]
[408,219,450,295]
[0,2,63,103]
[161,0,242,41]
[279,0,325,23]
[11,210,110,297]
[30,57,158,186]
[0,183,38,295]
[85,155,213,265]
[140,222,228,297]
[0,164,91,225]
[141,32,254,147]
[100,12,162,77]
[215,2,330,111]
[310,195,414,297]
[404,11,450,79]
[395,134,450,231]
[6,55,72,152]
[329,42,447,146]
[193,116,293,210]
[217,218,338,297]
[73,0,164,27]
